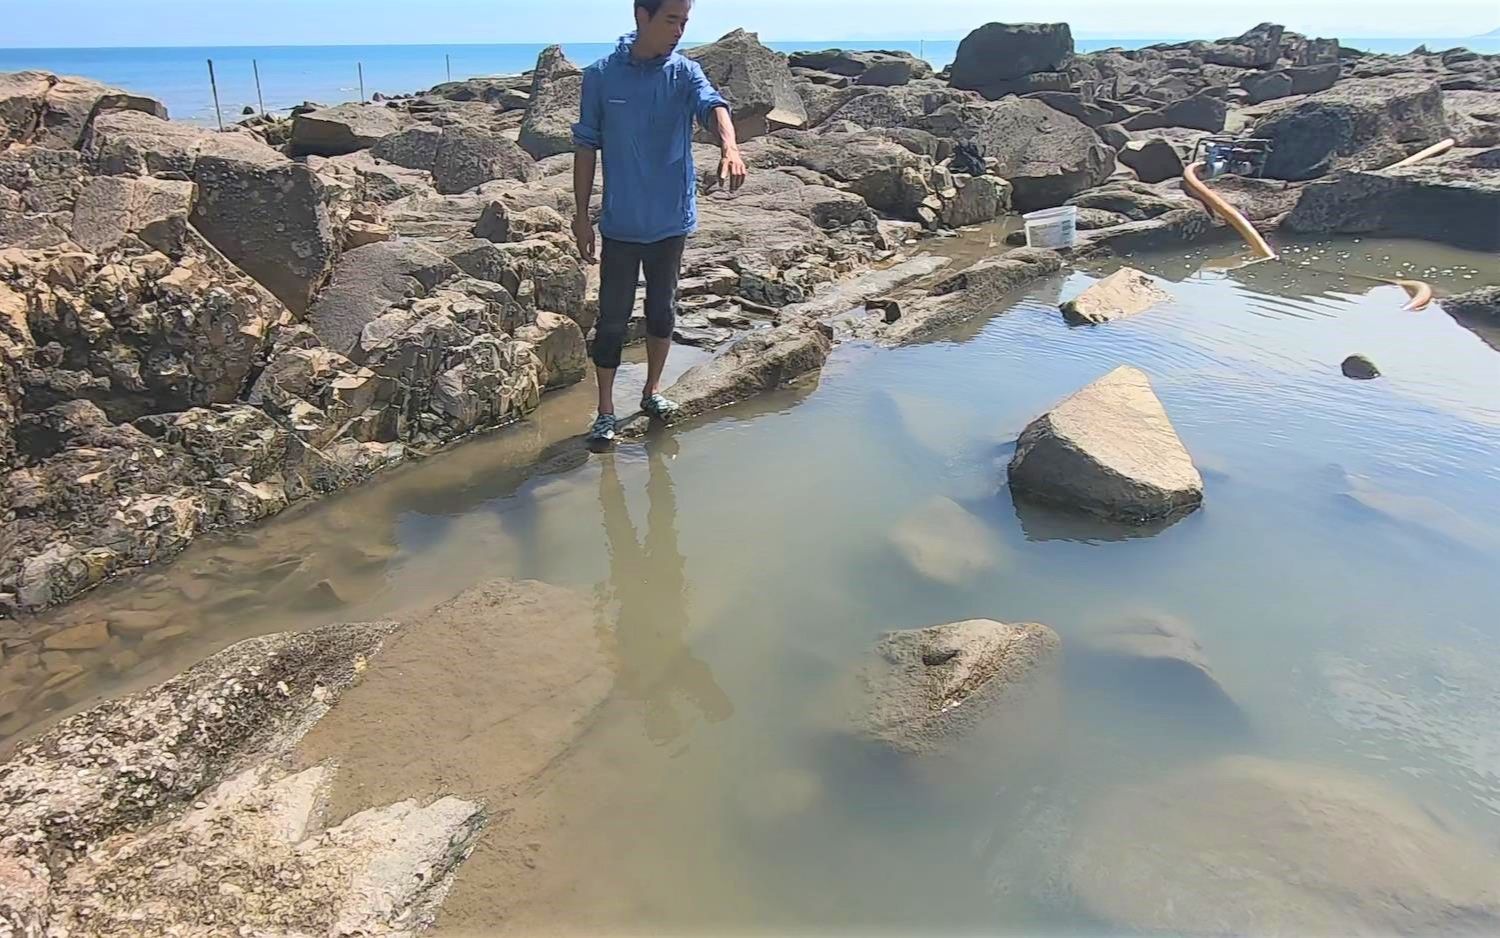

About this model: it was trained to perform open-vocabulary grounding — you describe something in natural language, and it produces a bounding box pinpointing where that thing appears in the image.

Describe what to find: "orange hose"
[1182,162,1432,311]
[1183,162,1278,260]
[1389,138,1455,168]
[1394,280,1434,311]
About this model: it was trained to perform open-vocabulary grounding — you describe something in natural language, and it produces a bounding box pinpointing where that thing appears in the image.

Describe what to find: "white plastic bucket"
[1023,206,1079,250]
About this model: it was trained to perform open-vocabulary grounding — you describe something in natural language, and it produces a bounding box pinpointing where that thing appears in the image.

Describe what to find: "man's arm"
[689,63,746,192]
[572,147,598,263]
[570,67,603,263]
[709,105,747,192]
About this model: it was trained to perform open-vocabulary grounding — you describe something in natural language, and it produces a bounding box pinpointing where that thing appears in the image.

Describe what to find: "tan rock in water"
[1061,267,1172,325]
[1008,366,1203,523]
[1069,755,1500,935]
[858,619,1060,753]
[889,496,1007,585]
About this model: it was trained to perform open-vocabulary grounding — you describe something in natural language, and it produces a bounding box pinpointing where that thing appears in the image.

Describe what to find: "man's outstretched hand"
[719,146,748,192]
[572,215,597,264]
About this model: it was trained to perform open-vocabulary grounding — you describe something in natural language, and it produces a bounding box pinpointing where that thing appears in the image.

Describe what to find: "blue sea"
[2,37,1496,125]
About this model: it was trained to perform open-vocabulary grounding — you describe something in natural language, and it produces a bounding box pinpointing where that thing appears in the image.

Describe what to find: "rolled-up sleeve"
[572,65,603,150]
[688,60,729,131]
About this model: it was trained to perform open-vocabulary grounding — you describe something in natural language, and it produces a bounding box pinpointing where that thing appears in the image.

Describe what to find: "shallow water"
[7,236,1500,933]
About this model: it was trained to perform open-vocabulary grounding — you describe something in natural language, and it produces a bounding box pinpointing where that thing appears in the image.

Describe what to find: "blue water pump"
[1193,136,1274,179]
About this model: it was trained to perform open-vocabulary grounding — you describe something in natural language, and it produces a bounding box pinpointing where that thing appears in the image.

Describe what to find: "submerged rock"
[1069,756,1500,935]
[889,496,1007,585]
[858,619,1060,753]
[1075,614,1245,729]
[1008,366,1204,523]
[1060,267,1172,325]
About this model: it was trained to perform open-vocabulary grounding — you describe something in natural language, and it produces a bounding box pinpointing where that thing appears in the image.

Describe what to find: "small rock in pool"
[1342,355,1381,380]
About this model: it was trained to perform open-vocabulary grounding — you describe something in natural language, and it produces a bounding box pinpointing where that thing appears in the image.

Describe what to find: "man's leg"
[592,237,642,417]
[640,235,687,404]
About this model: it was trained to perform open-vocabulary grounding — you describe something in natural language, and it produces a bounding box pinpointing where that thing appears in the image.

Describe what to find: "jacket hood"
[613,32,672,68]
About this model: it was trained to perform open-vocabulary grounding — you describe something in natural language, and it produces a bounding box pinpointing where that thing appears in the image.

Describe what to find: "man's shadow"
[596,437,733,744]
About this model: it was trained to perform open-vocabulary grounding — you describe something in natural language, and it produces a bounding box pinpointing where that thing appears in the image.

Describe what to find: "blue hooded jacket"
[572,33,729,244]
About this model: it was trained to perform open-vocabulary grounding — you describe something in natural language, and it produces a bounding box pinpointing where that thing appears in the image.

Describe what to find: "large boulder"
[857,619,1061,753]
[966,98,1115,211]
[1256,78,1449,180]
[518,45,583,160]
[686,29,808,139]
[81,108,208,177]
[431,126,538,194]
[949,23,1075,98]
[68,174,195,253]
[1204,22,1285,68]
[1123,91,1227,133]
[1446,90,1500,147]
[374,124,537,194]
[189,132,340,314]
[822,83,971,131]
[1117,137,1185,183]
[305,240,461,354]
[0,70,166,150]
[1025,91,1114,128]
[1008,365,1203,523]
[747,131,935,217]
[790,49,934,86]
[287,102,410,157]
[1289,63,1341,95]
[1241,70,1295,105]
[1069,756,1500,935]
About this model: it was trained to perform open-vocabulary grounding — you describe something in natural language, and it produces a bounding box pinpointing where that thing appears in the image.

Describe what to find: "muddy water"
[8,236,1500,934]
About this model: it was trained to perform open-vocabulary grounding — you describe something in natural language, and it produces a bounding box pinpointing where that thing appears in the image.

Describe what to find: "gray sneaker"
[641,393,681,422]
[587,413,618,443]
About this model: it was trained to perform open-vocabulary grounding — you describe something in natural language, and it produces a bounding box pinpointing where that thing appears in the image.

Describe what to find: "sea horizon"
[4,35,1497,125]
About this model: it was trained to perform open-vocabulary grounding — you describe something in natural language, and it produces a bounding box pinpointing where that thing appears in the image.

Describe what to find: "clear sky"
[4,0,1496,48]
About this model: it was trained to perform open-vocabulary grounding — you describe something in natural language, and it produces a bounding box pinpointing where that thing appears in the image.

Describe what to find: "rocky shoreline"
[1,22,1498,617]
[2,20,1500,931]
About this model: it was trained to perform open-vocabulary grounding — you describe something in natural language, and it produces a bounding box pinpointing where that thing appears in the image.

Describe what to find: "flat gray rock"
[1008,365,1203,523]
[1061,267,1172,325]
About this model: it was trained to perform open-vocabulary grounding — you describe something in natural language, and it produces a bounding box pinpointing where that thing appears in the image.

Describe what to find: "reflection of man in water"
[597,441,733,743]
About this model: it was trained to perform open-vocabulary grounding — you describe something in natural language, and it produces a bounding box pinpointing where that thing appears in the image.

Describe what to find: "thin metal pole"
[358,62,366,103]
[446,54,452,82]
[253,58,266,116]
[207,58,223,130]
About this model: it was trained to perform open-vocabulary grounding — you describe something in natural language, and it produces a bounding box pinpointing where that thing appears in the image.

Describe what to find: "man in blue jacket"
[572,0,747,444]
